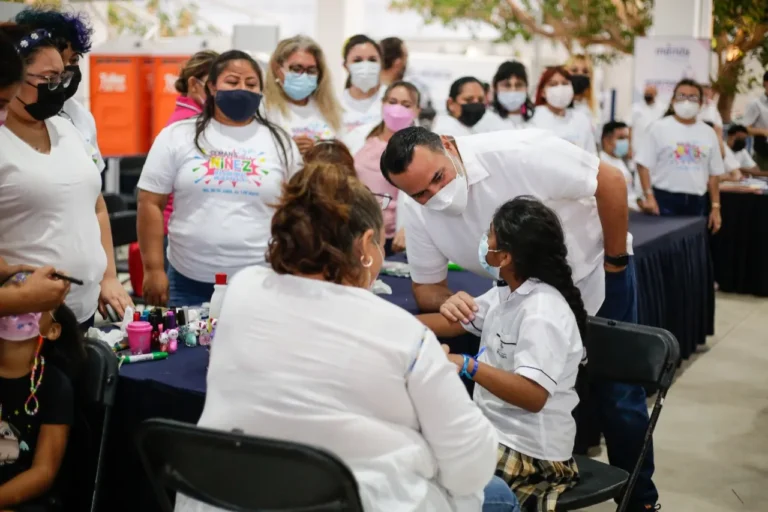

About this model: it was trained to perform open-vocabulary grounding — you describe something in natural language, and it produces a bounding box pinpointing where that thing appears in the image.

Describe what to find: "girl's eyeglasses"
[27,70,74,91]
[373,193,392,209]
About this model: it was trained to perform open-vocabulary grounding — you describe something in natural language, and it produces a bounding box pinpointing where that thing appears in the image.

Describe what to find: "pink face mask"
[382,103,416,132]
[0,313,42,342]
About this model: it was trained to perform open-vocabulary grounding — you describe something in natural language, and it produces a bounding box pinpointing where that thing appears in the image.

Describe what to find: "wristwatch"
[605,253,629,267]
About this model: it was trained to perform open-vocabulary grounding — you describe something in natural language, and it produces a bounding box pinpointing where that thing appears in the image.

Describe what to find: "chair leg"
[90,407,112,512]
[616,390,666,512]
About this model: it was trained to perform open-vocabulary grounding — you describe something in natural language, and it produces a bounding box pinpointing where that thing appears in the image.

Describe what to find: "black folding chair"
[59,338,119,512]
[102,192,127,214]
[135,418,365,512]
[557,317,680,511]
[109,210,138,297]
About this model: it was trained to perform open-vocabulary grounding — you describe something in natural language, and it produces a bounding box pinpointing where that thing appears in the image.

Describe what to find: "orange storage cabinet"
[151,55,190,139]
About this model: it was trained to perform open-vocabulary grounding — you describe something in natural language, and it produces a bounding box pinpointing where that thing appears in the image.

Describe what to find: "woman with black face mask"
[565,54,600,136]
[0,26,133,330]
[137,50,302,308]
[432,76,505,136]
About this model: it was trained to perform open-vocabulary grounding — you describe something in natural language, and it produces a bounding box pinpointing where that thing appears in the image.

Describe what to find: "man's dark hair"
[601,120,628,143]
[727,124,748,137]
[380,37,404,71]
[380,126,444,183]
[763,71,768,83]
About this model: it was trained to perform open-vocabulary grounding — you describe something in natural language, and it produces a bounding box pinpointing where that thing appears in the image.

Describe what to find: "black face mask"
[63,65,82,101]
[19,82,67,121]
[458,103,486,127]
[731,139,747,153]
[644,94,654,105]
[571,75,590,95]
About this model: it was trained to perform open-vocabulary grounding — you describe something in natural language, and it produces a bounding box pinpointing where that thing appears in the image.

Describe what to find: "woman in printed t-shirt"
[530,66,597,155]
[263,35,343,156]
[635,79,724,232]
[432,76,506,137]
[340,35,385,134]
[137,50,302,308]
[344,81,421,256]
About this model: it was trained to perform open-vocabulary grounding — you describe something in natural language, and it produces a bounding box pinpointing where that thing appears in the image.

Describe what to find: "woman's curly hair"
[15,7,93,55]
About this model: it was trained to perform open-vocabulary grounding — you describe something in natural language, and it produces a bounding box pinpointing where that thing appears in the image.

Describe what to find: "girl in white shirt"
[0,27,131,327]
[263,35,343,156]
[340,34,385,134]
[421,197,586,512]
[175,162,519,512]
[432,76,506,137]
[635,79,724,232]
[491,61,534,130]
[531,66,597,155]
[137,50,302,308]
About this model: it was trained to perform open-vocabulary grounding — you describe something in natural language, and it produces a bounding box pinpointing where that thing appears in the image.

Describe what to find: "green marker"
[448,262,465,271]
[120,352,168,364]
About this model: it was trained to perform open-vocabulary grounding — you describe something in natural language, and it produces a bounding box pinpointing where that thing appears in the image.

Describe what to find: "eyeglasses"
[27,70,74,91]
[373,193,392,209]
[674,93,701,103]
[285,64,320,77]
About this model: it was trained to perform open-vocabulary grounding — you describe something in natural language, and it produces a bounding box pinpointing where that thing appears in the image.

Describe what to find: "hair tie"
[16,29,50,55]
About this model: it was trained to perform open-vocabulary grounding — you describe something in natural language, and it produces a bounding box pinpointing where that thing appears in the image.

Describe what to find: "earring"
[361,254,373,268]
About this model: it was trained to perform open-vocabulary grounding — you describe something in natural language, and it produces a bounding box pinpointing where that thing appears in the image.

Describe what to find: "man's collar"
[455,136,489,186]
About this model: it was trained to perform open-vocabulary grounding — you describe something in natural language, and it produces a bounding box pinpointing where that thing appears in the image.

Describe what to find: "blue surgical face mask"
[215,89,262,122]
[478,233,502,280]
[282,72,318,101]
[614,139,630,158]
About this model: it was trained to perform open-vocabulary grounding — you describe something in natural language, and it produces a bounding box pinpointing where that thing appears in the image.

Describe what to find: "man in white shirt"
[726,124,768,178]
[381,127,659,510]
[630,85,665,157]
[741,72,768,169]
[600,121,640,211]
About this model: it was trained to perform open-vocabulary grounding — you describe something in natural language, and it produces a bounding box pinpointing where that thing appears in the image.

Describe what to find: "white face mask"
[545,84,574,109]
[673,100,700,120]
[423,153,469,216]
[497,91,527,112]
[348,61,381,93]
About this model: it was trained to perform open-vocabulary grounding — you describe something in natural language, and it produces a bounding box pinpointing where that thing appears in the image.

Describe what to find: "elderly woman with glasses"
[0,26,132,329]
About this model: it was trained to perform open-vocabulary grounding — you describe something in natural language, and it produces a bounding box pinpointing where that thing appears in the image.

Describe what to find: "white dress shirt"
[175,266,499,512]
[466,281,585,461]
[403,129,634,316]
[600,150,640,211]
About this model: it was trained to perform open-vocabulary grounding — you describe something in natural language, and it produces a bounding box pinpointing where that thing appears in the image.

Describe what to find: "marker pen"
[120,352,169,364]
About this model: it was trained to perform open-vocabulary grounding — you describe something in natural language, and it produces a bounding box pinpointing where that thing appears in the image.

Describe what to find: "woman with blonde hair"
[565,54,601,132]
[264,35,343,156]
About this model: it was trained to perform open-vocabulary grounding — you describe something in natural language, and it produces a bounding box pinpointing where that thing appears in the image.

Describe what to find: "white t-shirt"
[466,281,584,461]
[741,95,768,130]
[431,111,507,137]
[263,98,337,141]
[530,107,598,155]
[635,116,725,196]
[341,86,385,135]
[573,100,601,139]
[137,118,302,283]
[496,112,527,130]
[698,101,723,128]
[600,151,639,211]
[61,97,106,172]
[724,145,757,172]
[630,101,665,155]
[0,116,106,323]
[175,265,499,512]
[403,129,635,316]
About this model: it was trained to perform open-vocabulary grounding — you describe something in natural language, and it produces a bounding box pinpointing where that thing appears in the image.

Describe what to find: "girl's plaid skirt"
[495,443,579,512]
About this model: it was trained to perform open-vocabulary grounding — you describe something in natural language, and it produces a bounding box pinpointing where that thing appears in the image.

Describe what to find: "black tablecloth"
[711,191,768,296]
[101,213,714,511]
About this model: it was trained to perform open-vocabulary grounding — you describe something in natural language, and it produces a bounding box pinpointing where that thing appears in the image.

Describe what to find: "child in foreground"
[420,197,587,512]
[0,272,84,512]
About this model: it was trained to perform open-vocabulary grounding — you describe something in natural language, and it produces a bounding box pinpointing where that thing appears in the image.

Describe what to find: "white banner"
[633,37,711,104]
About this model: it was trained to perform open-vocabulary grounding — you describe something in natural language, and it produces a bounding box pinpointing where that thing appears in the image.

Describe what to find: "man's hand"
[641,195,660,215]
[439,291,478,324]
[708,208,722,233]
[17,266,70,312]
[293,135,315,155]
[392,228,406,253]
[99,276,134,319]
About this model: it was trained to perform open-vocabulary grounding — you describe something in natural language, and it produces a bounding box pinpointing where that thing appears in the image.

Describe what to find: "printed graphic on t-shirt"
[0,419,30,466]
[292,122,333,141]
[192,149,273,195]
[673,143,706,166]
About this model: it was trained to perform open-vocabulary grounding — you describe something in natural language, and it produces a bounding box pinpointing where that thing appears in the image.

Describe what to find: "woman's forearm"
[137,193,168,272]
[95,194,118,280]
[0,467,55,509]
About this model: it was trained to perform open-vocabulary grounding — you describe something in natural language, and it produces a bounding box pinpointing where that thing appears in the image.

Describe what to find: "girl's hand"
[99,276,134,319]
[708,208,722,233]
[142,270,169,307]
[441,344,463,372]
[439,291,478,324]
[293,135,315,155]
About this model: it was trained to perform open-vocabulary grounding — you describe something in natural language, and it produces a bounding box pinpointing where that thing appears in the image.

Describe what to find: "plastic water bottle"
[208,273,228,320]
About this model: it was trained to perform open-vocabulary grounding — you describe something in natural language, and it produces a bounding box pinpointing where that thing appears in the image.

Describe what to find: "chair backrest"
[80,338,120,407]
[109,211,138,248]
[103,193,127,214]
[135,418,364,512]
[585,317,680,391]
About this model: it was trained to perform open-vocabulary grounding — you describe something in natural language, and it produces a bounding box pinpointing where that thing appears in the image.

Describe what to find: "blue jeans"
[167,264,214,307]
[594,258,658,508]
[483,476,520,512]
[653,187,707,216]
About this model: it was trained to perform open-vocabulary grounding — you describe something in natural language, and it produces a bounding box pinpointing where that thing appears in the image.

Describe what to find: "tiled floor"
[585,292,768,511]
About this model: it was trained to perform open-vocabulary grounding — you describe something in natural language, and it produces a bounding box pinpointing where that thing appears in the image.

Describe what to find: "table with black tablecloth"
[711,190,768,296]
[100,212,713,512]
